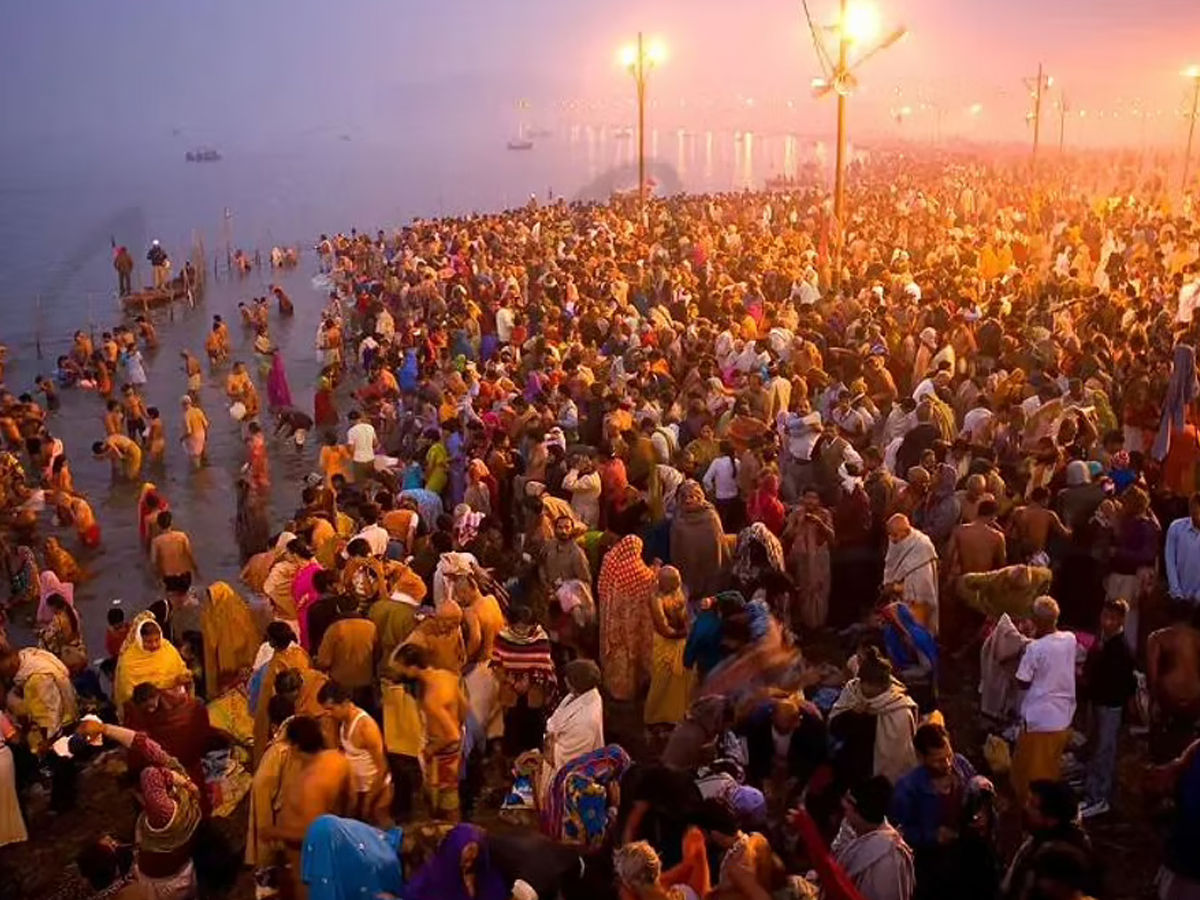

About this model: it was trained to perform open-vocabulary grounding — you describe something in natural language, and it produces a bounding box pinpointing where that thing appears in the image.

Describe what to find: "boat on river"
[185,148,222,162]
[120,274,201,312]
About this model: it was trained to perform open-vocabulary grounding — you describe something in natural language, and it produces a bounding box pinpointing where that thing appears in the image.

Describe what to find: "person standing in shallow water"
[246,421,270,496]
[179,395,208,468]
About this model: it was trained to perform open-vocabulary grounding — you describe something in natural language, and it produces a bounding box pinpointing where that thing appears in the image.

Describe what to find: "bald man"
[882,514,940,634]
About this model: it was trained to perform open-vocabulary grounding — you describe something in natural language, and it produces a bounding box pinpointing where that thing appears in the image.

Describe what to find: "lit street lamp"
[1184,65,1200,192]
[809,0,906,289]
[618,34,666,208]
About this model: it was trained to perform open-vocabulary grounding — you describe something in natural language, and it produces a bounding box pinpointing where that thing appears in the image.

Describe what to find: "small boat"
[527,127,553,139]
[121,275,201,311]
[185,148,222,162]
[507,138,534,150]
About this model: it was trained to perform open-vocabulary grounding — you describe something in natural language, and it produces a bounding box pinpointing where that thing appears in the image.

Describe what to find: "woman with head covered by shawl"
[406,823,508,900]
[645,566,697,729]
[113,612,190,720]
[732,523,793,626]
[77,718,202,898]
[597,534,656,701]
[746,472,786,537]
[671,479,730,600]
[201,581,263,698]
[783,487,835,631]
[299,815,404,900]
[266,349,293,412]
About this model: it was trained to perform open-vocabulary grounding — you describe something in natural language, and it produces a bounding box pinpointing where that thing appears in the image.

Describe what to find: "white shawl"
[14,648,77,736]
[830,679,918,784]
[544,688,604,774]
[883,530,939,630]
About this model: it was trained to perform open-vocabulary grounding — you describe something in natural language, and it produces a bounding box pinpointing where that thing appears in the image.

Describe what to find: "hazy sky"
[3,0,1200,150]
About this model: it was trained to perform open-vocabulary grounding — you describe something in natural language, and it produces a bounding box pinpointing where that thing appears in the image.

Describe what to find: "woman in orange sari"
[597,535,656,701]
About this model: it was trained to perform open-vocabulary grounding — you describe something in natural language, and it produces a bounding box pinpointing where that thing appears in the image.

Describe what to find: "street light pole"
[1184,69,1200,193]
[1059,94,1069,153]
[832,0,849,291]
[636,31,647,207]
[1032,62,1044,163]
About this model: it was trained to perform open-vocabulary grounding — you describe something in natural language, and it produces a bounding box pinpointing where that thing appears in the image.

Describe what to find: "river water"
[0,124,820,653]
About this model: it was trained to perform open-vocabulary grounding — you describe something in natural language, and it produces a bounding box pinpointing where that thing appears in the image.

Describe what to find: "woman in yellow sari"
[113,612,190,718]
[424,430,449,496]
[42,536,82,585]
[201,582,263,698]
[644,567,695,729]
[926,392,957,443]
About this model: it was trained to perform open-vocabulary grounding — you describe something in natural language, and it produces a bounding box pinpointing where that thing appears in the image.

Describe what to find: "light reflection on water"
[0,124,824,651]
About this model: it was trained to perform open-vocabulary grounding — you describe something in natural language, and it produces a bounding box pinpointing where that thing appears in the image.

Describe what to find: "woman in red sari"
[314,367,339,436]
[598,444,630,530]
[746,472,786,536]
[596,534,656,701]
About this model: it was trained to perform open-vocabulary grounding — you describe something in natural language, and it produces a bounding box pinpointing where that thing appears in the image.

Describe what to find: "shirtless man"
[182,350,204,398]
[958,473,995,524]
[150,511,199,592]
[947,499,1007,578]
[1010,487,1070,565]
[393,643,467,821]
[267,716,352,900]
[1146,600,1200,762]
[134,315,158,350]
[945,499,1007,647]
[103,400,124,437]
[457,574,505,665]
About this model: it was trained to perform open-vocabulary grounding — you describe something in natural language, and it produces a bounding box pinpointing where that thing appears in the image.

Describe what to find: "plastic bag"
[983,733,1011,775]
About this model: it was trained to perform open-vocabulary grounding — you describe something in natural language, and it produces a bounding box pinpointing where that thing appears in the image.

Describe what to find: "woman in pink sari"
[37,570,75,625]
[596,534,655,701]
[290,544,323,649]
[266,350,293,411]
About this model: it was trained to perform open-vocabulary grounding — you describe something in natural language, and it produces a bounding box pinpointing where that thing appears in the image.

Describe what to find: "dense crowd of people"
[1,150,1200,900]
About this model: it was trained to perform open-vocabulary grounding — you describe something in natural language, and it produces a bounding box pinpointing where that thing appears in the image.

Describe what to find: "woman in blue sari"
[541,743,632,849]
[301,815,404,900]
[406,823,508,900]
[876,600,939,712]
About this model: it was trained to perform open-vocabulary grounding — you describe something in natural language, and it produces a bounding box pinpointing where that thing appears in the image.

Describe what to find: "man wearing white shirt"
[703,447,741,529]
[912,370,951,404]
[355,503,390,557]
[346,410,378,485]
[1012,596,1077,802]
[1178,269,1200,325]
[375,307,395,342]
[881,399,916,445]
[495,302,515,344]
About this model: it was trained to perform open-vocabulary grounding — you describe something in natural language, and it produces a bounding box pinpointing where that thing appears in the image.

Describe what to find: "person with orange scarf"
[597,535,656,701]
